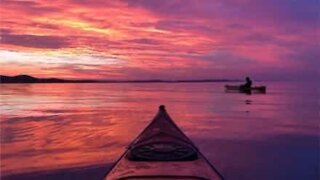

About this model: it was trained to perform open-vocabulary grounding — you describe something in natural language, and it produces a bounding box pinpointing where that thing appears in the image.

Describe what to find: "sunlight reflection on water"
[0,82,319,179]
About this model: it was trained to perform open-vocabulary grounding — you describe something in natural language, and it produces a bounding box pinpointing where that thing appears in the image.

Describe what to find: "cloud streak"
[2,33,69,49]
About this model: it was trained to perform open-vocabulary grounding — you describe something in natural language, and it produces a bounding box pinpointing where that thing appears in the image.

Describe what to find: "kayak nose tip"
[159,105,166,111]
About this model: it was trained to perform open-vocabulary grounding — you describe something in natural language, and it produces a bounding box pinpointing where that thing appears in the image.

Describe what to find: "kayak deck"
[106,159,221,179]
[105,105,223,180]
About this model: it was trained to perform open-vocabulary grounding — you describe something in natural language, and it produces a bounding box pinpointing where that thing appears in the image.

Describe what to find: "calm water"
[0,82,319,179]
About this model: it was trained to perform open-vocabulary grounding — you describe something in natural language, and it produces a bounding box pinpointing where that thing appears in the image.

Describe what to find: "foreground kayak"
[225,85,266,93]
[105,105,224,180]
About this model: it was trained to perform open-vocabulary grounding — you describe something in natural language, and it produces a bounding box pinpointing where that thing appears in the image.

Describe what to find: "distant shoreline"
[0,75,241,84]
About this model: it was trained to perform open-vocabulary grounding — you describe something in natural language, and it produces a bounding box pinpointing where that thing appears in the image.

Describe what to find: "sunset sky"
[1,0,319,80]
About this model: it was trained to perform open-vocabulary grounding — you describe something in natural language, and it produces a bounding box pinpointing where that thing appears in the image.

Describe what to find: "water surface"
[1,82,319,179]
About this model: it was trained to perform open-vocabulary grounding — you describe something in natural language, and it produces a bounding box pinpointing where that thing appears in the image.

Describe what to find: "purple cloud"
[1,33,69,49]
[125,0,319,28]
[3,0,61,14]
[126,38,161,45]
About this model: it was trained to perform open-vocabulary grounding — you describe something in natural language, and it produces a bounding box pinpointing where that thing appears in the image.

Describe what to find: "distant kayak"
[105,105,224,180]
[225,85,266,93]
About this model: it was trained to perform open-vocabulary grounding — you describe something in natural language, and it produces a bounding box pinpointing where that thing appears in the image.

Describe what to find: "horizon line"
[0,74,243,82]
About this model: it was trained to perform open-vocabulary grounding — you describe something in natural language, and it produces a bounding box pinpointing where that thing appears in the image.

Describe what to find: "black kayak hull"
[225,85,266,93]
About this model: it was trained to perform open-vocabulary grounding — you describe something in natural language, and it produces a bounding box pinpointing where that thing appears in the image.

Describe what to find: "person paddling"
[241,77,252,89]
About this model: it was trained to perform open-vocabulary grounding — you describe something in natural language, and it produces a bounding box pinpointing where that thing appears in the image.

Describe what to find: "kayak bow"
[105,105,223,180]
